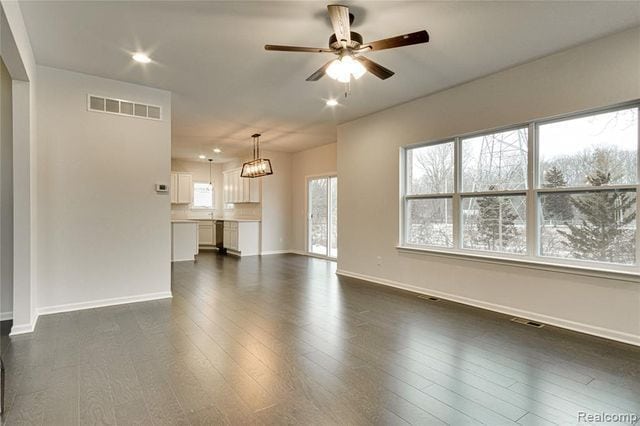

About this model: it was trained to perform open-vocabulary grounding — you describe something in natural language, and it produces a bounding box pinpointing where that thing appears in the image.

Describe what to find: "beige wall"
[37,65,172,311]
[290,143,337,253]
[337,27,640,345]
[261,150,293,253]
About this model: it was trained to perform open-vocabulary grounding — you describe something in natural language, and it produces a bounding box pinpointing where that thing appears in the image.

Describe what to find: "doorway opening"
[307,175,337,259]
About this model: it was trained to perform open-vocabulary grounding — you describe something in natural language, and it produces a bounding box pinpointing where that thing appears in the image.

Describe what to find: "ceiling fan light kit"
[241,134,273,178]
[326,55,366,83]
[264,4,429,86]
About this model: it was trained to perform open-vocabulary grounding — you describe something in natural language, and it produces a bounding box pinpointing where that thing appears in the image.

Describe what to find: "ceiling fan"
[264,4,429,83]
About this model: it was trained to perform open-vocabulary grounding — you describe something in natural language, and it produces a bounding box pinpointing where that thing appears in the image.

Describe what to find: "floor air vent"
[511,317,544,328]
[87,94,162,120]
[417,295,440,301]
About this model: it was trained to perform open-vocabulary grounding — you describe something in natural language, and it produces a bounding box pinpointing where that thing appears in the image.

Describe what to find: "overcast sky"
[539,107,637,159]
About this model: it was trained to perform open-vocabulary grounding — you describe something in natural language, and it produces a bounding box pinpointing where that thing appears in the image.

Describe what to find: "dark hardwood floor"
[1,252,639,425]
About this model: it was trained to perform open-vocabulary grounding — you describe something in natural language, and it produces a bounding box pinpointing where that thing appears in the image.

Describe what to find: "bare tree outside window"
[407,142,454,195]
[407,198,453,247]
[405,142,454,247]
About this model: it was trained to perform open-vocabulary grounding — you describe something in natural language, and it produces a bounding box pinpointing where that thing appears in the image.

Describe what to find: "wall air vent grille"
[511,317,545,328]
[417,294,440,301]
[87,95,162,121]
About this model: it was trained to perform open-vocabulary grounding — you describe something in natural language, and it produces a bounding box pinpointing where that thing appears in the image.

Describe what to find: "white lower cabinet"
[171,221,198,262]
[223,221,259,256]
[223,221,238,250]
[198,221,215,246]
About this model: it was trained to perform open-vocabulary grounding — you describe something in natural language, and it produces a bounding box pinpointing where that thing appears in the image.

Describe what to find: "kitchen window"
[192,182,213,209]
[400,102,639,274]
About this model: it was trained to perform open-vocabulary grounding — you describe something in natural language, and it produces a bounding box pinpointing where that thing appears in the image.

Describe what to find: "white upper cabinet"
[222,167,260,203]
[171,172,193,204]
[170,173,178,204]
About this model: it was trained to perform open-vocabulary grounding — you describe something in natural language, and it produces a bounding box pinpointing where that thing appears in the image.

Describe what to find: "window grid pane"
[462,195,527,254]
[538,190,636,265]
[406,198,453,248]
[538,107,638,189]
[406,141,454,195]
[462,128,528,192]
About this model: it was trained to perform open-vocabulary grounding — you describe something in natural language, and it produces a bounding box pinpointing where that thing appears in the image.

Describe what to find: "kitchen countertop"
[171,219,199,224]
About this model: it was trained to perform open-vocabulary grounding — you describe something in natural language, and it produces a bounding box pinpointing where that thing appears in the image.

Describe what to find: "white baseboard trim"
[258,249,314,256]
[38,291,173,316]
[336,269,640,347]
[9,292,172,336]
[0,311,13,321]
[261,250,293,255]
[9,315,38,336]
[10,323,35,335]
[286,249,337,261]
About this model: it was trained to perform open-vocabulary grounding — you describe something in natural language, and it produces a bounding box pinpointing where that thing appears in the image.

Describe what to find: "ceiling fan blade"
[305,60,334,81]
[327,4,351,45]
[265,45,333,53]
[356,56,394,80]
[364,30,429,51]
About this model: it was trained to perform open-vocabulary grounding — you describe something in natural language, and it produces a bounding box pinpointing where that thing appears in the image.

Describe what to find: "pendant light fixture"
[241,133,273,178]
[208,158,213,189]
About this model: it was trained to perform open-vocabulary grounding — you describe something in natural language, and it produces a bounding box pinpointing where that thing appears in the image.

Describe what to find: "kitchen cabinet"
[223,173,229,204]
[222,168,260,203]
[198,221,214,246]
[170,172,192,204]
[223,221,238,251]
[171,221,198,262]
[223,220,259,256]
[170,173,178,203]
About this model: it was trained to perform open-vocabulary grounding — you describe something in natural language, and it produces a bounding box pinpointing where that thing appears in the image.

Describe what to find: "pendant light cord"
[252,133,261,160]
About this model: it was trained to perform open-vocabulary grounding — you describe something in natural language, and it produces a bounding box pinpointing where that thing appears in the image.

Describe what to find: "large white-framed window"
[400,101,639,275]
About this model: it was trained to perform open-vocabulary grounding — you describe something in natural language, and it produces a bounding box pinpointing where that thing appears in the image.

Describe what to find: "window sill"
[396,245,640,283]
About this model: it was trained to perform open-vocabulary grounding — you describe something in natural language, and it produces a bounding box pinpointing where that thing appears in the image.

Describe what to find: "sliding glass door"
[308,176,337,258]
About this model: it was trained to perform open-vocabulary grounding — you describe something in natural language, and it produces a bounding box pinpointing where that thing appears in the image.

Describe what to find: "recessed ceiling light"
[132,53,151,64]
[213,148,222,153]
[326,99,339,107]
[198,154,206,159]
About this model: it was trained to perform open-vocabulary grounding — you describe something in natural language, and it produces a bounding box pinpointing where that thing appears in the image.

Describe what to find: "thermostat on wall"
[155,183,168,193]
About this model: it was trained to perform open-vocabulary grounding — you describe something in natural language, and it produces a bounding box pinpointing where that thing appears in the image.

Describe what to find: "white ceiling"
[20,1,640,161]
